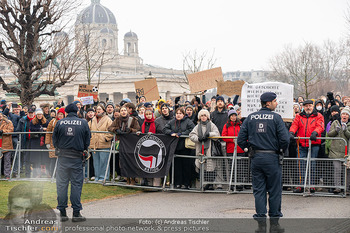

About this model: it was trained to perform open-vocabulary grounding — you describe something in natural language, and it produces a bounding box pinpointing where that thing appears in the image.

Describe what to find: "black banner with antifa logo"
[119,134,179,178]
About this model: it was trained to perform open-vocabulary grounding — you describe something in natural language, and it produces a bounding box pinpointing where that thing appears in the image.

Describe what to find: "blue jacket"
[52,112,91,152]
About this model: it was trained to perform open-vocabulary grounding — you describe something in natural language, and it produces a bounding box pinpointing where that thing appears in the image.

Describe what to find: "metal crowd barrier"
[0,131,348,197]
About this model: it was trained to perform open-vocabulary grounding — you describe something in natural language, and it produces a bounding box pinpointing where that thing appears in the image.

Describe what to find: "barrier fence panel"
[1,132,349,197]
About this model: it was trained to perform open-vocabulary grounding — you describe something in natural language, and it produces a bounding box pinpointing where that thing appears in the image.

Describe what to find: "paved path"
[77,191,350,218]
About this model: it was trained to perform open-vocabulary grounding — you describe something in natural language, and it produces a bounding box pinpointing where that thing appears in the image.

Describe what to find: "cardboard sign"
[187,67,224,93]
[217,80,245,96]
[81,96,94,105]
[77,84,98,101]
[241,82,294,120]
[134,78,160,102]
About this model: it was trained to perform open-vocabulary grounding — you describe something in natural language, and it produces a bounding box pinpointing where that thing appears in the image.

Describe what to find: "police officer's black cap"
[303,100,314,105]
[65,103,79,113]
[260,92,277,102]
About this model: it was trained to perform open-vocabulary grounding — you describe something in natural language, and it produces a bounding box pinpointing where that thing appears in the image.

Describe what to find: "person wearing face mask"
[290,100,325,193]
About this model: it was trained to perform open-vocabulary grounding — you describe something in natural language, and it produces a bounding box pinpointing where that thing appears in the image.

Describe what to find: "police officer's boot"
[72,211,86,222]
[269,218,284,233]
[59,209,69,222]
[255,219,266,233]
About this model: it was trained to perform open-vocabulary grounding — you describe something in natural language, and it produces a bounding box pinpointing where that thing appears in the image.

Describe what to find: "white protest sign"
[80,96,94,105]
[241,82,294,120]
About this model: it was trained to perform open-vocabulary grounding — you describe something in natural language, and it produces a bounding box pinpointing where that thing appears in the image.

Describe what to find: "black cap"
[260,92,277,102]
[144,102,152,108]
[303,100,314,105]
[28,108,35,113]
[65,103,79,113]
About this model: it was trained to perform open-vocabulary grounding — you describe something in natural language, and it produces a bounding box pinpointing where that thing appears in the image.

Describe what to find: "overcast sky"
[78,0,349,73]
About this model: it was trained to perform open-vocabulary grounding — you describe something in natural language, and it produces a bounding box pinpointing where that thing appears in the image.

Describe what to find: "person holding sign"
[237,92,289,232]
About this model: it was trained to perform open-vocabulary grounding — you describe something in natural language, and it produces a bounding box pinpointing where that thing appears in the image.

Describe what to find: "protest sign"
[241,82,294,120]
[187,67,224,93]
[134,78,159,102]
[217,80,245,96]
[77,84,98,101]
[80,96,94,105]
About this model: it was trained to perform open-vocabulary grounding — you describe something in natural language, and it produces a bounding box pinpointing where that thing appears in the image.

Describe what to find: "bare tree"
[0,0,83,105]
[75,24,118,87]
[181,49,217,91]
[269,42,323,99]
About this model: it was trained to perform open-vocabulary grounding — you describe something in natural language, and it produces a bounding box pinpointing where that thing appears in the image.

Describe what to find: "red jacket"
[222,121,244,154]
[289,110,325,147]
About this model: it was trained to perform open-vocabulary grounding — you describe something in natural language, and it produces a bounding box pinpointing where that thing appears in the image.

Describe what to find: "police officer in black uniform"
[53,103,91,222]
[237,92,289,232]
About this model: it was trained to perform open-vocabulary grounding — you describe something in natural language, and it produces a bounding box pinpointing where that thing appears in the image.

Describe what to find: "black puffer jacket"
[211,108,228,134]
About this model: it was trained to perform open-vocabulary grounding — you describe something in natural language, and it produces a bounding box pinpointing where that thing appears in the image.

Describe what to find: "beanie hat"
[185,105,194,111]
[0,99,6,104]
[72,100,80,105]
[86,108,95,113]
[35,108,43,115]
[197,109,210,120]
[341,107,350,116]
[65,103,79,113]
[50,109,56,113]
[228,109,237,118]
[144,102,153,108]
[216,96,225,103]
[106,101,114,108]
[161,103,170,110]
[330,105,340,113]
[122,98,131,103]
[57,107,65,115]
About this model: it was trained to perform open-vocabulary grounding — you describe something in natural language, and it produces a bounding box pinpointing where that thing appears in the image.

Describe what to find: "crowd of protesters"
[0,92,349,194]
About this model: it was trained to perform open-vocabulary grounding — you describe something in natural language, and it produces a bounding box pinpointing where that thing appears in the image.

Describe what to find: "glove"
[336,125,341,133]
[198,136,203,142]
[202,132,210,141]
[310,131,318,141]
[125,127,131,133]
[175,97,180,104]
[327,92,334,101]
[116,129,126,135]
[46,144,50,149]
[0,130,3,136]
[290,132,295,140]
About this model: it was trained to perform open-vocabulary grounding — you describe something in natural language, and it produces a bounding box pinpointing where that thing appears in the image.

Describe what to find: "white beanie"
[341,107,350,116]
[35,108,43,115]
[197,109,210,120]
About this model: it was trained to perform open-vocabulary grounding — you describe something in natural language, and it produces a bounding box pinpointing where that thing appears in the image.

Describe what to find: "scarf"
[120,114,130,131]
[27,115,35,140]
[198,120,211,150]
[142,114,156,133]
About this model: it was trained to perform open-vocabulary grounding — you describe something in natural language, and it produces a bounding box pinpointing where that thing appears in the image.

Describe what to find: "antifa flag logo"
[134,135,166,173]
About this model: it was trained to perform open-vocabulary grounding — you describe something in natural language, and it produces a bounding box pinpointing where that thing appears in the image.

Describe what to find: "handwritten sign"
[80,96,94,105]
[134,78,160,102]
[187,67,224,93]
[77,84,98,101]
[217,80,245,96]
[241,82,293,120]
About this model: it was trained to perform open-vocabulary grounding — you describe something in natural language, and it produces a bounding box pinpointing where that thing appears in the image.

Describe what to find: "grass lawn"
[0,180,139,218]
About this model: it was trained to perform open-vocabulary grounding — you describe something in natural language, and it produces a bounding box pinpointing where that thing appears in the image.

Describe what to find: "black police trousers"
[56,156,84,212]
[251,153,282,219]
